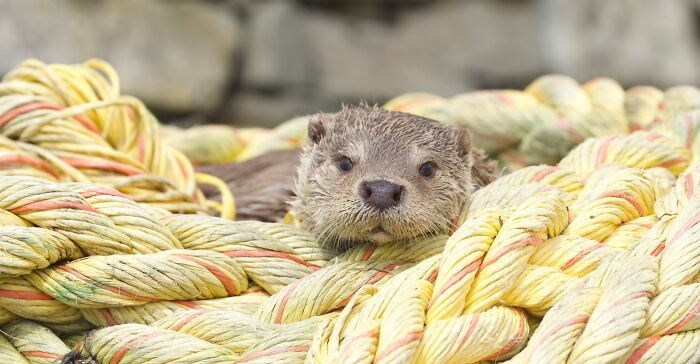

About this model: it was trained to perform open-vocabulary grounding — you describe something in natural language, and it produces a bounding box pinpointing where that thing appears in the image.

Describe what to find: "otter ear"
[470,147,498,188]
[455,128,472,159]
[307,115,326,144]
[455,128,497,188]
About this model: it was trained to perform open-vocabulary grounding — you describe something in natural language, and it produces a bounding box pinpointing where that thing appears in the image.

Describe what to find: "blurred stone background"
[2,0,700,127]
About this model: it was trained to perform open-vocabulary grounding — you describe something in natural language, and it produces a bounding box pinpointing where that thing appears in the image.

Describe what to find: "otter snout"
[360,180,405,209]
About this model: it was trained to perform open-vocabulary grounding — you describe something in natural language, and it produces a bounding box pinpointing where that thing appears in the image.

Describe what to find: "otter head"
[291,103,495,250]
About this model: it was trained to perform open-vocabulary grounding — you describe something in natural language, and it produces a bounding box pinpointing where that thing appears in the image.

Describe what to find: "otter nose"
[360,180,405,209]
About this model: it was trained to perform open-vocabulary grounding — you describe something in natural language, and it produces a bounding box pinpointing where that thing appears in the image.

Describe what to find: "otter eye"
[337,156,353,172]
[419,161,437,178]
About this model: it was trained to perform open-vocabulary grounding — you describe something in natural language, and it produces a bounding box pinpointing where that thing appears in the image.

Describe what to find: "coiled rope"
[163,74,700,174]
[0,59,699,364]
[0,58,234,218]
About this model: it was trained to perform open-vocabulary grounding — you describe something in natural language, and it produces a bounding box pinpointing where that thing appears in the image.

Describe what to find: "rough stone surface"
[303,0,541,99]
[2,0,700,125]
[241,1,311,90]
[0,0,241,113]
[221,91,320,128]
[538,0,700,87]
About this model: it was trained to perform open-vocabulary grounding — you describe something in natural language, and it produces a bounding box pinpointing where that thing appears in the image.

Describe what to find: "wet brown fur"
[201,103,497,250]
[292,103,496,249]
[197,147,300,222]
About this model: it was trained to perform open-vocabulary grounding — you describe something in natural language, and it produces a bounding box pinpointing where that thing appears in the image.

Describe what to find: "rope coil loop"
[1,58,700,364]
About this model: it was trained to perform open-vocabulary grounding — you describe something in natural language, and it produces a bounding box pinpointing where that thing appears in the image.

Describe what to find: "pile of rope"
[0,58,233,219]
[384,76,700,170]
[0,59,699,364]
[163,75,700,173]
[160,116,309,166]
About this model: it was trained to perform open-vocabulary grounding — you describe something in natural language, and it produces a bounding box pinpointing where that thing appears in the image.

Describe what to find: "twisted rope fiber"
[273,131,698,363]
[26,249,248,308]
[162,214,337,294]
[1,58,700,363]
[0,58,234,218]
[166,74,700,172]
[1,319,70,364]
[80,292,269,327]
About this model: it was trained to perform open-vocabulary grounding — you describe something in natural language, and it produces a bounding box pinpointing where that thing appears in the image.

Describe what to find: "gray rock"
[0,0,242,113]
[220,90,320,128]
[536,0,700,87]
[241,1,311,90]
[301,0,541,100]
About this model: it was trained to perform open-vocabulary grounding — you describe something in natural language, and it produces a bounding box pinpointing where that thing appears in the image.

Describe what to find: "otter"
[198,103,497,249]
[60,105,496,364]
[290,104,496,249]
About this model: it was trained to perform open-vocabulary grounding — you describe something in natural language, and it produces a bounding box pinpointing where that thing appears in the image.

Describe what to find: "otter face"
[292,104,491,250]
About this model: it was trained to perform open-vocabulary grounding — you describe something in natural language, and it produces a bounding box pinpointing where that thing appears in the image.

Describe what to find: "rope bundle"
[1,319,70,364]
[161,115,310,165]
[160,75,700,175]
[0,58,699,364]
[0,58,232,218]
[385,76,700,171]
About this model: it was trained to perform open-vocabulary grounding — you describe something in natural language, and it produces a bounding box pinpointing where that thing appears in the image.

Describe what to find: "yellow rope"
[0,276,86,330]
[80,292,269,327]
[26,249,248,308]
[1,59,699,364]
[0,226,82,278]
[0,58,233,217]
[71,324,238,363]
[195,172,236,220]
[1,319,70,364]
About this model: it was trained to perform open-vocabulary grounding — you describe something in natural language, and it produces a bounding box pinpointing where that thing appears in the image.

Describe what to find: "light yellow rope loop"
[505,283,602,364]
[559,131,690,178]
[657,194,700,290]
[0,334,29,364]
[374,279,432,364]
[640,283,700,337]
[463,189,568,313]
[3,58,700,363]
[414,306,529,364]
[0,176,134,255]
[0,226,82,278]
[65,182,183,253]
[234,315,333,364]
[426,208,503,323]
[254,260,408,324]
[2,319,70,364]
[151,310,275,358]
[0,276,84,326]
[564,168,656,241]
[80,292,268,327]
[75,324,238,363]
[195,172,235,220]
[162,214,333,294]
[26,249,248,308]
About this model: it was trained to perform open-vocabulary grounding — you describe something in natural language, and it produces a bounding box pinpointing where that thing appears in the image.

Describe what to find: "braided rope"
[26,249,248,308]
[0,226,82,278]
[80,292,269,327]
[56,139,699,363]
[72,324,238,363]
[163,214,334,294]
[0,334,28,364]
[0,276,84,327]
[1,319,70,364]
[0,58,233,218]
[1,59,699,363]
[385,75,700,171]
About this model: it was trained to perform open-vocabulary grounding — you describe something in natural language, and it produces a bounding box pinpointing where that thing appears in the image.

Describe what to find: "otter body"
[201,104,497,249]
